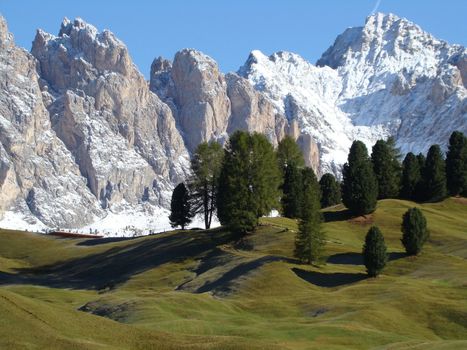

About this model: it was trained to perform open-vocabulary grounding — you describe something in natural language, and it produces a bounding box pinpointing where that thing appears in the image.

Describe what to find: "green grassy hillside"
[0,198,466,349]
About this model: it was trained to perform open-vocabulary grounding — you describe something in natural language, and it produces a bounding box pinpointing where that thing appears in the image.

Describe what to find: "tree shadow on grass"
[77,237,138,246]
[322,209,354,223]
[292,268,367,287]
[327,252,363,265]
[388,252,407,261]
[326,251,407,266]
[177,248,296,295]
[3,228,234,291]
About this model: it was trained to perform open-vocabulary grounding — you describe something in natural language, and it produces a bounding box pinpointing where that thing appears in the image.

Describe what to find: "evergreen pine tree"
[401,208,428,255]
[189,141,224,229]
[319,173,341,208]
[217,131,281,234]
[371,138,401,199]
[362,226,387,277]
[415,153,427,201]
[169,183,192,230]
[400,152,421,200]
[422,145,447,202]
[446,131,467,196]
[277,135,305,170]
[281,165,303,218]
[294,167,324,264]
[277,136,305,218]
[342,141,378,216]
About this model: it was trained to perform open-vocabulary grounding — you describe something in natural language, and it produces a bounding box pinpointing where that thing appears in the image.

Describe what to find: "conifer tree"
[414,153,427,201]
[189,141,224,229]
[446,131,467,196]
[371,138,401,199]
[217,131,281,234]
[422,145,447,202]
[401,208,428,255]
[294,167,324,264]
[281,165,303,218]
[277,136,305,218]
[319,173,341,208]
[342,141,378,216]
[277,135,305,171]
[169,183,192,230]
[362,226,387,277]
[400,152,421,200]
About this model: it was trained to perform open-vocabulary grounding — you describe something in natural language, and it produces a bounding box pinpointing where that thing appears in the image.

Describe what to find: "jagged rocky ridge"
[0,13,465,234]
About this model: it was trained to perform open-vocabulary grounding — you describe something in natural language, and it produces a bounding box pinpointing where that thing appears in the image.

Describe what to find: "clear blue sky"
[1,0,466,77]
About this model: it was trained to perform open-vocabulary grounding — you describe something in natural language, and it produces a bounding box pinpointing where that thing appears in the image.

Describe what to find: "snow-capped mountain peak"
[0,13,465,235]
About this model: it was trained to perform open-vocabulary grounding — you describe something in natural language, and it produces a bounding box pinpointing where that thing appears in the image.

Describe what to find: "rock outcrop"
[0,16,102,227]
[241,13,466,174]
[150,50,314,166]
[150,49,231,152]
[31,18,190,210]
[0,13,465,233]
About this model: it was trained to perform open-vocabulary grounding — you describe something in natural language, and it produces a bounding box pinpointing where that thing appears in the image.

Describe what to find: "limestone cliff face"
[150,49,231,152]
[31,18,190,210]
[0,16,102,227]
[3,12,462,232]
[150,50,318,170]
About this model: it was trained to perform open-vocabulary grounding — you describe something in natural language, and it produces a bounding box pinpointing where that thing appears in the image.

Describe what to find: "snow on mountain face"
[238,50,390,175]
[240,13,467,175]
[319,13,467,155]
[0,16,191,234]
[0,16,102,228]
[0,13,465,235]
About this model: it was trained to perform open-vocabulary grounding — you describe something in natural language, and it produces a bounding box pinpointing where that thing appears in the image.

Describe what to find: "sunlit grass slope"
[0,198,466,349]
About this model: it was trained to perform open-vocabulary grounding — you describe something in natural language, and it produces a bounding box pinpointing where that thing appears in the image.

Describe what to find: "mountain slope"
[0,13,465,233]
[240,13,466,175]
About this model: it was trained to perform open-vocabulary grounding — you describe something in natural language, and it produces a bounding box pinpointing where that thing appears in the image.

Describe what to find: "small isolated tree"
[169,183,192,230]
[371,138,401,199]
[401,207,428,255]
[342,141,378,216]
[294,167,324,264]
[362,226,388,277]
[189,141,224,229]
[319,173,341,208]
[422,145,447,202]
[277,136,305,218]
[446,131,467,197]
[400,152,422,200]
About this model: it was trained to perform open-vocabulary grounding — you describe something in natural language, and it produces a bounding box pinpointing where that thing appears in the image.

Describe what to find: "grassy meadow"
[0,198,466,349]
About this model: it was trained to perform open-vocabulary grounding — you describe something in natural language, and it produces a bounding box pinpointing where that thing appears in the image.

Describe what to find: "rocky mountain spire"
[30,17,190,214]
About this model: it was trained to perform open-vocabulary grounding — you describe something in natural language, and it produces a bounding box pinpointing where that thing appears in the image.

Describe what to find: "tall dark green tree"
[319,173,341,208]
[401,208,428,255]
[281,165,303,218]
[342,141,378,216]
[414,153,427,201]
[362,226,388,277]
[169,183,192,230]
[400,152,422,200]
[277,136,305,218]
[422,145,447,202]
[189,141,224,229]
[371,138,401,199]
[217,131,281,234]
[446,131,467,196]
[294,167,324,264]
